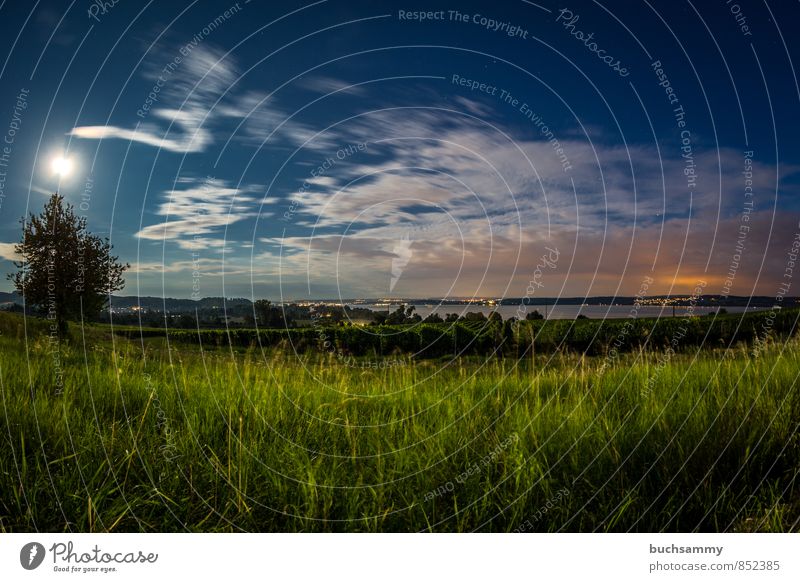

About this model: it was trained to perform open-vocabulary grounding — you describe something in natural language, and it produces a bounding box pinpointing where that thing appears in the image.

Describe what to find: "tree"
[386,305,408,325]
[254,299,274,327]
[254,299,285,327]
[9,193,128,336]
[463,311,486,321]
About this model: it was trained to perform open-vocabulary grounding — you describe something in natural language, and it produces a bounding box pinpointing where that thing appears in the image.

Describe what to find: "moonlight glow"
[50,156,73,177]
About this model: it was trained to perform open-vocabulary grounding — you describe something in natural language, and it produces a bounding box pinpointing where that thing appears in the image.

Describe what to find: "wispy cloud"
[70,118,210,153]
[136,177,258,250]
[130,256,250,276]
[260,108,800,297]
[69,42,365,157]
[217,90,342,152]
[70,45,236,153]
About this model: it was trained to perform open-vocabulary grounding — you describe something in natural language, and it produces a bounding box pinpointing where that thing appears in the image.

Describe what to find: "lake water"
[349,303,766,320]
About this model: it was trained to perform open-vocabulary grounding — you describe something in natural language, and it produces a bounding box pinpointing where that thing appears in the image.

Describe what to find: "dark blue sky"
[1,0,799,300]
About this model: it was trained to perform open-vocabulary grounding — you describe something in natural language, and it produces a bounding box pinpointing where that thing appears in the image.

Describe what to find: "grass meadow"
[0,311,798,532]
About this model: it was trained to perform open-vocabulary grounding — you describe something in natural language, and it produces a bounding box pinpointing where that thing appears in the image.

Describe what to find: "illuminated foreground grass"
[0,318,798,532]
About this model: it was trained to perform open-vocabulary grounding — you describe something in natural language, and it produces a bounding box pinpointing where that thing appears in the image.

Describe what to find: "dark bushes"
[114,308,800,359]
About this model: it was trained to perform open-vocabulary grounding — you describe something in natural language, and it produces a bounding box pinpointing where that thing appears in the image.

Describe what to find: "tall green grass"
[0,312,797,532]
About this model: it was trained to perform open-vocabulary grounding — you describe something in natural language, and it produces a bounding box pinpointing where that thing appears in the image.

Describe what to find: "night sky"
[1,0,798,301]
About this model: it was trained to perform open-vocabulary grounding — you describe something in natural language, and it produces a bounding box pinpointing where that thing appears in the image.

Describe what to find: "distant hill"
[2,292,796,313]
[107,295,253,311]
[0,291,22,306]
[0,293,253,312]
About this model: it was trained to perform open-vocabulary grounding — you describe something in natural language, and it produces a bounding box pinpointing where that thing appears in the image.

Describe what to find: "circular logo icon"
[20,542,46,570]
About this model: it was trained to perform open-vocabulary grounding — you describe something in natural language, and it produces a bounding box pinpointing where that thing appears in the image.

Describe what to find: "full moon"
[51,156,73,177]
